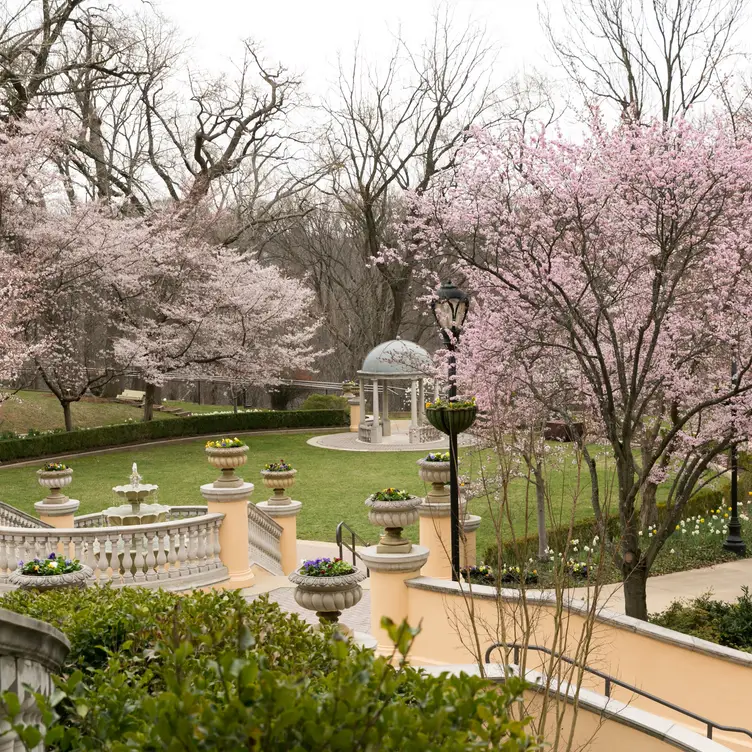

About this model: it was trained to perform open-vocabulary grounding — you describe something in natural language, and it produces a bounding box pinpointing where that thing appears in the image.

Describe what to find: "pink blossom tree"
[110,210,321,412]
[412,118,752,619]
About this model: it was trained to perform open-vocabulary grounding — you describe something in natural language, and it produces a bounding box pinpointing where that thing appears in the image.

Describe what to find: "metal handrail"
[335,521,370,574]
[485,642,752,742]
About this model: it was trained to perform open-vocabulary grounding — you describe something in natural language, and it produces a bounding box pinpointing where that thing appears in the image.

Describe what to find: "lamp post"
[431,281,470,581]
[724,361,746,555]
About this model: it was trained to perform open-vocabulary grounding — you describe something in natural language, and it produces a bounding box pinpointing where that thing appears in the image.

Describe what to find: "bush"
[0,408,348,462]
[1,588,539,751]
[300,393,349,411]
[651,588,752,652]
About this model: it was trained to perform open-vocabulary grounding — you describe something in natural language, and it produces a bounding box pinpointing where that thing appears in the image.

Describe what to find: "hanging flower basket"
[425,403,477,435]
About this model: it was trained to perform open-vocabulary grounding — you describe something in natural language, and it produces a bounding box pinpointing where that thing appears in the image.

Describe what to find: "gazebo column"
[372,379,382,443]
[382,383,391,437]
[418,379,425,422]
[410,380,418,428]
[358,379,366,433]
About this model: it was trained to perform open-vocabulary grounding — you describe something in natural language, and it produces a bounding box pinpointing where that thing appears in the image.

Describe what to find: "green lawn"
[0,391,176,434]
[0,431,626,558]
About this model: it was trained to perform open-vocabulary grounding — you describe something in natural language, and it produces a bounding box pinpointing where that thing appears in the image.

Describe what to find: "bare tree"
[542,0,747,123]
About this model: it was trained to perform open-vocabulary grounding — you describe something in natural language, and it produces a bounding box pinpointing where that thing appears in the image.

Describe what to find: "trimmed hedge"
[0,409,348,463]
[300,393,349,411]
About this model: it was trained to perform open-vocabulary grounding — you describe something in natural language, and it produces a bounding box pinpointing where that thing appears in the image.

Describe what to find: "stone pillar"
[410,380,418,428]
[372,379,382,443]
[35,498,79,529]
[418,496,468,580]
[348,396,360,433]
[358,546,429,653]
[382,384,391,437]
[462,515,481,568]
[418,379,425,421]
[256,500,302,575]
[200,482,255,588]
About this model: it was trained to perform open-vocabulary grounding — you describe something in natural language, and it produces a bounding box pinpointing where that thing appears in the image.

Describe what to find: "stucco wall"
[407,578,752,752]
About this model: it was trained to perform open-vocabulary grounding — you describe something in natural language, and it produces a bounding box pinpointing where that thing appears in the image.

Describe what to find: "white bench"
[116,389,146,403]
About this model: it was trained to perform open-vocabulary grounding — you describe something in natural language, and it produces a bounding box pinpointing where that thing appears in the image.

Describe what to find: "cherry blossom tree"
[110,209,321,417]
[411,117,752,619]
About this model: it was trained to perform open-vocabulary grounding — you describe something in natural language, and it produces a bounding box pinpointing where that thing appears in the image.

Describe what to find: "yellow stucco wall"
[405,578,752,752]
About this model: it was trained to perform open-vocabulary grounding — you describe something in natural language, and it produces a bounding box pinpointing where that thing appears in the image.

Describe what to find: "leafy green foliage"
[300,393,349,411]
[1,588,540,751]
[0,409,347,461]
[651,588,752,652]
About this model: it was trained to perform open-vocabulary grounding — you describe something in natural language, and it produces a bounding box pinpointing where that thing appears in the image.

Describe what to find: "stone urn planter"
[425,405,477,435]
[289,566,366,633]
[9,564,92,591]
[260,463,297,504]
[365,491,421,554]
[417,456,451,493]
[36,466,73,503]
[205,442,248,488]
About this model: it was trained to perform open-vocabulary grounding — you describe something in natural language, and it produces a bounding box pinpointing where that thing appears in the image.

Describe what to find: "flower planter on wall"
[288,568,366,632]
[9,565,93,591]
[205,446,248,487]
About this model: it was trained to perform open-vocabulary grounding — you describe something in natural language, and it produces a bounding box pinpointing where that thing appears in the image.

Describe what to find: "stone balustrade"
[0,607,69,752]
[248,502,284,574]
[0,502,51,530]
[0,514,227,591]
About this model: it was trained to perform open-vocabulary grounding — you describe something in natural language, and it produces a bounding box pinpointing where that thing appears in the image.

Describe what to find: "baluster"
[0,535,8,580]
[133,533,146,582]
[185,525,197,574]
[144,531,157,581]
[177,525,189,576]
[208,519,219,569]
[196,523,207,572]
[167,529,180,579]
[86,533,97,576]
[121,533,134,585]
[156,532,169,580]
[98,532,110,583]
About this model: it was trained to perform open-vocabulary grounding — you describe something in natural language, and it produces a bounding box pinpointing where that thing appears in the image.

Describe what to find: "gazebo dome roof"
[358,338,432,378]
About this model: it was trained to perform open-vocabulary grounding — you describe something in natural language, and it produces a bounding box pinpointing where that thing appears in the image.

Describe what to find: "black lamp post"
[724,361,746,555]
[431,281,470,581]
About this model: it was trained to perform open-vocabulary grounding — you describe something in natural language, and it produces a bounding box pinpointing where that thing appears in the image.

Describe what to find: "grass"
[0,431,641,557]
[0,391,175,434]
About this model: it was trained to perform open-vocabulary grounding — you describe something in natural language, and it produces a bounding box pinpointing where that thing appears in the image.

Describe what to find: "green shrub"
[651,588,752,652]
[1,588,540,751]
[0,409,348,462]
[300,393,349,411]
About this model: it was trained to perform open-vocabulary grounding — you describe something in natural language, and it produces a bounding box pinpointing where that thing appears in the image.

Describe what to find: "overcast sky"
[134,0,553,95]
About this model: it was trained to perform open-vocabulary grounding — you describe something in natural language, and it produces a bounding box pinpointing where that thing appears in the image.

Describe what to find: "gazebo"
[356,338,437,444]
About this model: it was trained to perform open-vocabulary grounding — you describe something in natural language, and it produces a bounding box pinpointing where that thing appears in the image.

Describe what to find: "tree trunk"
[622,558,649,620]
[639,481,659,531]
[143,383,155,422]
[62,401,73,432]
[533,462,548,559]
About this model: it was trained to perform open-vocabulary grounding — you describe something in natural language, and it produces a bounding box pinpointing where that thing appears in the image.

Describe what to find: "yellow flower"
[675,525,680,531]
[724,513,729,518]
[700,518,705,523]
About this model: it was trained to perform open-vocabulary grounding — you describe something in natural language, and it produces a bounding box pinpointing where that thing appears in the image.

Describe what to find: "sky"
[130,0,553,97]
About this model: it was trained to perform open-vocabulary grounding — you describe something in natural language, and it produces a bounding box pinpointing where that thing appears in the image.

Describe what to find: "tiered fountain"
[104,463,169,525]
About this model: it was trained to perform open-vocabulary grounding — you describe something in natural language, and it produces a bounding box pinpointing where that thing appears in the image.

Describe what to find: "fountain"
[104,463,169,525]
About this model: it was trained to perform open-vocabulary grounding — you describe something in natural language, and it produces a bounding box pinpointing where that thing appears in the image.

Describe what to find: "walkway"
[308,420,476,453]
[246,541,752,630]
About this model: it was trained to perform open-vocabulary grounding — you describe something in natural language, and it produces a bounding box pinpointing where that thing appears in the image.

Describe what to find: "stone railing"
[0,514,227,592]
[0,607,70,752]
[0,501,51,530]
[247,503,283,575]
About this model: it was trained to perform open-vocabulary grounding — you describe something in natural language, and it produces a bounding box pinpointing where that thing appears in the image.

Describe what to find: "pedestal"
[35,498,80,529]
[358,545,429,654]
[418,498,467,580]
[200,482,254,588]
[348,397,360,433]
[256,500,302,575]
[462,514,481,568]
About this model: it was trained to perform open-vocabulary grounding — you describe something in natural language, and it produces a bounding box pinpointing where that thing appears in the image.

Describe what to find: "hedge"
[0,409,348,463]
